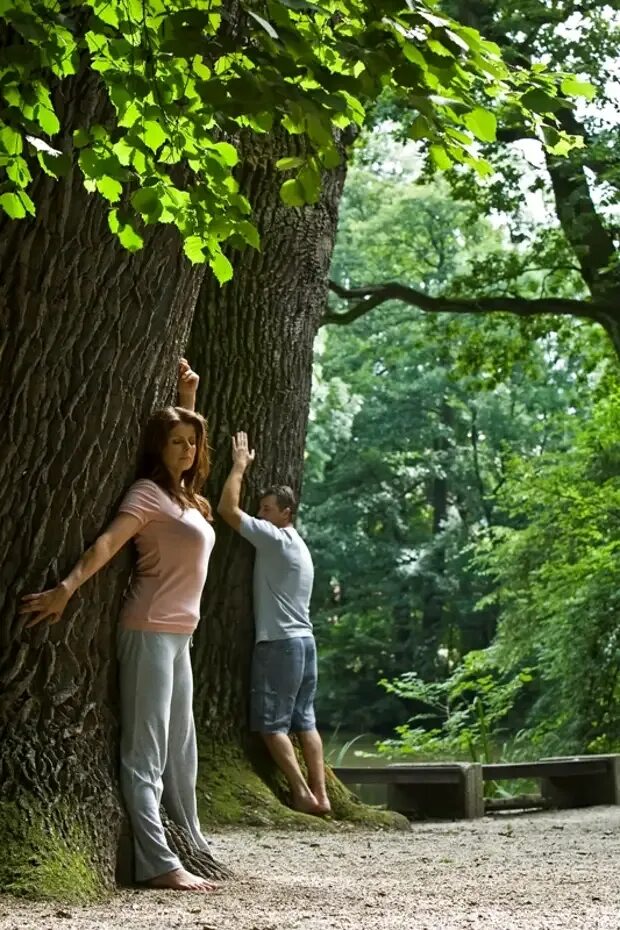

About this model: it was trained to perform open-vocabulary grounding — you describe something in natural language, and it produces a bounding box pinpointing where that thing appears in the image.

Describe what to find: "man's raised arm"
[217,431,255,532]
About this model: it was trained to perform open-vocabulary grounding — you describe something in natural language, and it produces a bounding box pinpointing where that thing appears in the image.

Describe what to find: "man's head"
[258,485,297,527]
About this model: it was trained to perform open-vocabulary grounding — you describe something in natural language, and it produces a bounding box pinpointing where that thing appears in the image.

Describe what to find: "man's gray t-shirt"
[239,513,314,643]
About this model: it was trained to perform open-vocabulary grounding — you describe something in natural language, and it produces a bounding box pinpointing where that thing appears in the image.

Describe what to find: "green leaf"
[0,125,22,155]
[275,156,306,171]
[521,89,563,114]
[237,220,260,249]
[429,144,453,170]
[35,103,60,136]
[131,187,161,214]
[210,249,233,284]
[560,78,595,100]
[321,147,341,169]
[305,114,332,147]
[280,178,306,207]
[118,224,144,251]
[92,0,120,27]
[211,141,238,166]
[277,0,326,10]
[143,120,167,152]
[79,148,105,179]
[183,235,206,263]
[0,190,34,218]
[96,176,123,202]
[0,192,26,219]
[7,156,31,186]
[408,115,431,141]
[246,9,278,39]
[37,150,71,178]
[298,162,321,203]
[108,209,143,250]
[73,128,91,149]
[463,107,497,143]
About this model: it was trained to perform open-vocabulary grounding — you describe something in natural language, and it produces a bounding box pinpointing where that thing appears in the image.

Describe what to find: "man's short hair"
[260,484,297,516]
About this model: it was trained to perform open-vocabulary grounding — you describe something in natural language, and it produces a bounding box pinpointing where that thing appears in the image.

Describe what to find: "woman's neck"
[166,470,184,492]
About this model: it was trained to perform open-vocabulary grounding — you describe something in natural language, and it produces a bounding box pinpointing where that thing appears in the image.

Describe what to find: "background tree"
[305,140,612,738]
[327,1,620,357]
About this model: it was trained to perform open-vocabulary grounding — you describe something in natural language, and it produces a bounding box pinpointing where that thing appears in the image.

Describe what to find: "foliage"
[0,0,590,277]
[303,144,599,734]
[474,385,620,754]
[376,649,534,763]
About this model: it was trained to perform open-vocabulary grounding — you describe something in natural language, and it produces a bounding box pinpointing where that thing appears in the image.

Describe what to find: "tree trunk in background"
[419,398,451,674]
[189,131,347,753]
[0,74,206,895]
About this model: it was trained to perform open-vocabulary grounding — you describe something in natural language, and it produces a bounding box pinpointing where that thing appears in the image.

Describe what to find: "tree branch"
[323,280,612,327]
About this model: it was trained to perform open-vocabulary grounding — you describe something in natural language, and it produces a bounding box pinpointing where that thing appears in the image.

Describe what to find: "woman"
[20,360,216,893]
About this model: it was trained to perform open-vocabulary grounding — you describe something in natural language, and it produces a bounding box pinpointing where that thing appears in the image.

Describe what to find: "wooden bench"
[333,763,484,819]
[483,754,620,810]
[334,754,620,820]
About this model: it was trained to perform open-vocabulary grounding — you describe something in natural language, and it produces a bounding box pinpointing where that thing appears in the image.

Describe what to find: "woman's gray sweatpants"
[117,629,210,882]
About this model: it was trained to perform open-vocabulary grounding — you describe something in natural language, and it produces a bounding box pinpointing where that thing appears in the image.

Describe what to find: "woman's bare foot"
[146,867,216,891]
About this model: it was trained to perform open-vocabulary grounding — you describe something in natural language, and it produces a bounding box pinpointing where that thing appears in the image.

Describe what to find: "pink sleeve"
[117,480,161,529]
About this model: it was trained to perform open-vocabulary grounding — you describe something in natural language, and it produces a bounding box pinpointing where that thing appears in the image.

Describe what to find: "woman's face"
[161,423,197,478]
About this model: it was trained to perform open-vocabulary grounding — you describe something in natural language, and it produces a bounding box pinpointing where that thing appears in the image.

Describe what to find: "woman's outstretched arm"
[19,512,141,628]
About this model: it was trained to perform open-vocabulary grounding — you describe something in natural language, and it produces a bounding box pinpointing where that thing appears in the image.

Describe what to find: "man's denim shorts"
[250,636,317,733]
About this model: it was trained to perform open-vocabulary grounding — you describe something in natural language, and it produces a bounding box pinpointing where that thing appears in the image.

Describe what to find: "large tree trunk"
[187,131,348,803]
[0,70,209,897]
[186,133,402,829]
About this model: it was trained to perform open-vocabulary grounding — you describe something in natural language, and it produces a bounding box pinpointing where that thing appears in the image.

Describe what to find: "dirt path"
[2,806,619,930]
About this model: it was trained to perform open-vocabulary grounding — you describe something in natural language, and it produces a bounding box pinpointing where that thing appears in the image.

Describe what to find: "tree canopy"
[0,0,590,279]
[326,1,620,354]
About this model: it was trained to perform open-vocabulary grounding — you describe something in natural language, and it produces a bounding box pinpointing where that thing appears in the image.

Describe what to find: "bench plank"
[482,760,608,780]
[335,765,465,785]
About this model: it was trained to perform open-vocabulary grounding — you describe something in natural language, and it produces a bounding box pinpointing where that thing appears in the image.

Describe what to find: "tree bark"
[188,130,347,749]
[0,71,209,894]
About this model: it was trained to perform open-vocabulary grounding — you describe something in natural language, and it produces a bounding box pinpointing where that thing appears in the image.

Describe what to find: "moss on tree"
[196,741,408,831]
[0,800,111,903]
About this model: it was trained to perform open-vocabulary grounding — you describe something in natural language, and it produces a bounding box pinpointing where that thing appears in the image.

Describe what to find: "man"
[218,431,331,816]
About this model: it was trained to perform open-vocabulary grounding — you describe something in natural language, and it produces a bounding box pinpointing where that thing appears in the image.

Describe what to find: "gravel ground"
[1,806,619,930]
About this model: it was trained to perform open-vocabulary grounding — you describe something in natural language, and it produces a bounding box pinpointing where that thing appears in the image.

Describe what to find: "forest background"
[304,2,620,765]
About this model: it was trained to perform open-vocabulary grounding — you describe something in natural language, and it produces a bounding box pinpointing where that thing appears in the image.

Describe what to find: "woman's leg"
[118,629,183,882]
[161,638,210,851]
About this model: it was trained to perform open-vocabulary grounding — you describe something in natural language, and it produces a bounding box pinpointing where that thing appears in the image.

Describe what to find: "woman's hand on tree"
[178,358,199,410]
[20,582,71,627]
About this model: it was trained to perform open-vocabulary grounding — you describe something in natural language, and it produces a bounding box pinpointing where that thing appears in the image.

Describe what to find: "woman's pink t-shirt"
[118,479,215,635]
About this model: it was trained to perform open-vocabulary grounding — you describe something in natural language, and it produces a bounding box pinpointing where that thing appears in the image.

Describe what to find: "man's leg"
[297,729,331,814]
[251,639,321,814]
[292,637,331,814]
[260,732,321,814]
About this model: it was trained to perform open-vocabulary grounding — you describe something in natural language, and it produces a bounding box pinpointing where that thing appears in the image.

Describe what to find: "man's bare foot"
[291,790,322,815]
[313,793,332,815]
[307,786,331,815]
[145,867,216,892]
